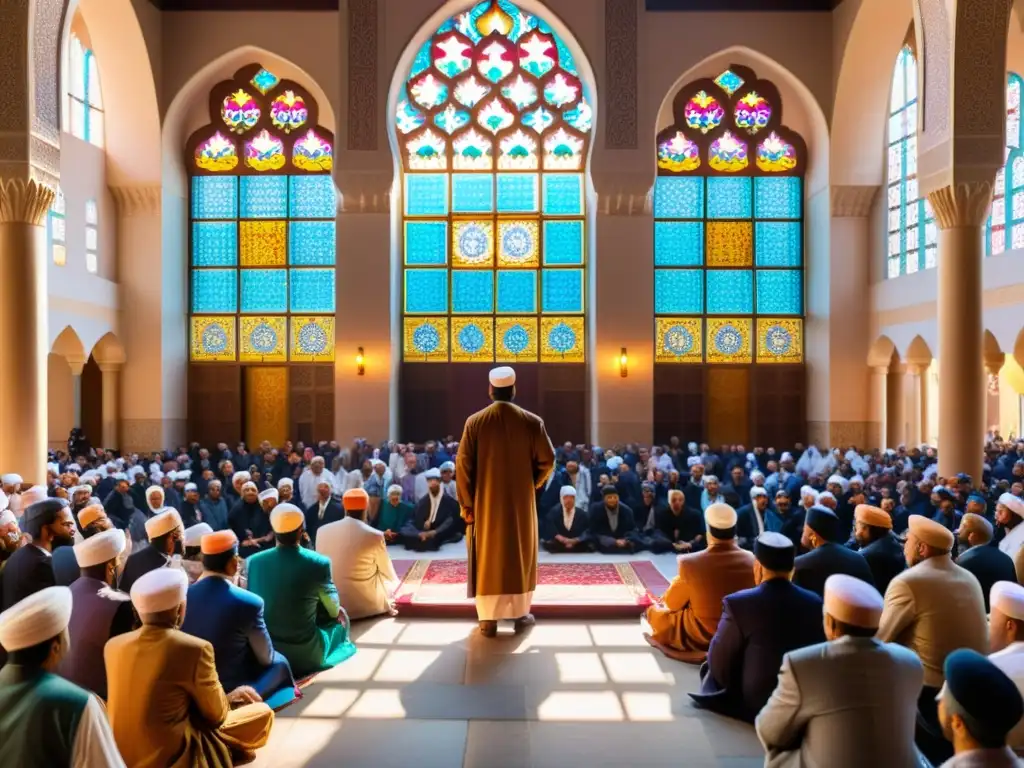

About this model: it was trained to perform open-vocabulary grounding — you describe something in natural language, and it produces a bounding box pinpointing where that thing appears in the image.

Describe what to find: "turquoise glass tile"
[542,173,583,215]
[707,177,752,219]
[452,174,493,213]
[754,221,802,266]
[497,173,539,212]
[288,176,336,218]
[543,220,584,264]
[496,270,537,313]
[754,177,802,219]
[654,269,702,314]
[289,268,335,312]
[288,221,336,265]
[451,270,494,313]
[192,222,237,266]
[191,176,237,220]
[191,269,237,313]
[240,269,287,313]
[756,269,802,314]
[240,176,288,218]
[653,177,703,219]
[706,269,753,314]
[541,269,583,313]
[405,269,448,313]
[405,174,449,216]
[654,221,703,266]
[405,221,448,265]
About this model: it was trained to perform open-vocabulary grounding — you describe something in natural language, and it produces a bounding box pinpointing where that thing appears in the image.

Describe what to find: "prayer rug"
[390,559,670,619]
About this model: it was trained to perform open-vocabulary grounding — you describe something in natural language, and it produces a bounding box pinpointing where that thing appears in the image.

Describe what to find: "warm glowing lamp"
[356,347,365,376]
[619,347,628,378]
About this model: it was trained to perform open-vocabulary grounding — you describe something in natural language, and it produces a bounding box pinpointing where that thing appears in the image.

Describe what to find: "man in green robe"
[376,485,413,545]
[246,503,355,679]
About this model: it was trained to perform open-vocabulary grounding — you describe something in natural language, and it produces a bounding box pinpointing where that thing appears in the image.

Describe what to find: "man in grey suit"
[756,574,925,768]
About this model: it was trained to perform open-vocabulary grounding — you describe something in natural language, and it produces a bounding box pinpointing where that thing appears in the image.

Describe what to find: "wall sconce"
[619,347,628,378]
[356,347,365,376]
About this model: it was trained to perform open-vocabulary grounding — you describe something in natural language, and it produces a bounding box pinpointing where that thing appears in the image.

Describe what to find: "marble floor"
[250,544,764,768]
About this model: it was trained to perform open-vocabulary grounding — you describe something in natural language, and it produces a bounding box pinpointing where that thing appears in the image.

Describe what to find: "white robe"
[999,522,1024,562]
[315,517,398,620]
[73,695,126,768]
[989,642,1024,756]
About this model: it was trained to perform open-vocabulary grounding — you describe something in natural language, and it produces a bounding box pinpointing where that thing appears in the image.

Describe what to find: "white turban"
[277,478,293,489]
[559,485,576,499]
[387,484,403,497]
[183,523,213,548]
[0,586,72,652]
[131,568,188,614]
[145,508,182,540]
[258,488,279,503]
[232,471,251,486]
[999,493,1024,519]
[73,529,127,568]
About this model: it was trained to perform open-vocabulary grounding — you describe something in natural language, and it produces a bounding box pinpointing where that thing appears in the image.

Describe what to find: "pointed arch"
[985,73,1024,256]
[51,326,87,362]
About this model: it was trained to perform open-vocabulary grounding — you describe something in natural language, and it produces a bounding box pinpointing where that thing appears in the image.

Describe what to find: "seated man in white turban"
[542,486,590,553]
[986,580,1024,756]
[117,508,184,594]
[181,522,213,584]
[0,586,124,767]
[375,485,413,545]
[401,468,462,551]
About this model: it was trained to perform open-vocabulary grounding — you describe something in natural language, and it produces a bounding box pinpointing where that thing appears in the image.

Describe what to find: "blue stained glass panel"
[654,177,704,219]
[192,222,237,266]
[452,174,494,213]
[707,178,752,219]
[497,173,539,212]
[288,176,336,218]
[240,176,288,218]
[191,176,237,219]
[756,269,802,314]
[405,269,448,313]
[542,173,583,215]
[654,269,702,314]
[240,269,287,313]
[405,221,448,265]
[654,222,703,266]
[191,269,237,313]
[451,270,495,313]
[289,221,336,265]
[754,177,802,219]
[496,270,537,312]
[405,174,449,216]
[755,222,802,266]
[706,269,753,314]
[541,269,583,313]
[543,220,584,264]
[290,268,336,312]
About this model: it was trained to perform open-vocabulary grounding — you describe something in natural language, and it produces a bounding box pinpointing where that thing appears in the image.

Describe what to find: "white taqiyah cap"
[258,488,279,503]
[560,485,576,499]
[20,486,49,509]
[130,567,188,614]
[999,493,1024,519]
[991,581,1024,621]
[750,487,768,499]
[823,574,883,628]
[2,474,23,485]
[0,586,72,652]
[0,509,15,526]
[145,508,182,540]
[424,468,441,480]
[387,484,403,496]
[704,503,737,529]
[270,502,304,533]
[73,528,127,568]
[232,471,251,485]
[183,522,213,548]
[277,478,293,489]
[489,366,516,387]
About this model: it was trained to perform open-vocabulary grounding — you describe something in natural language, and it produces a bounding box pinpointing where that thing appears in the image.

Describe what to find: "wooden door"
[245,366,289,448]
[707,367,750,447]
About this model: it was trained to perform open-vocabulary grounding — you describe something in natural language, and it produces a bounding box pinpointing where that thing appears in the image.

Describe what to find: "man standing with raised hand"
[456,366,555,638]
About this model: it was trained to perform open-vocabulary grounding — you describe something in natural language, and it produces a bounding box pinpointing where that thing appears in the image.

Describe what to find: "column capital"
[110,186,161,217]
[927,182,994,229]
[97,362,123,374]
[871,365,889,376]
[905,361,928,376]
[66,357,86,377]
[985,355,1005,377]
[0,178,55,226]
[830,185,879,217]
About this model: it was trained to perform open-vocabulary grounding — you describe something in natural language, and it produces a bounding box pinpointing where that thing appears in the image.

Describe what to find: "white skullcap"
[687,442,698,452]
[0,509,15,526]
[232,471,251,485]
[687,456,702,467]
[818,491,836,502]
[258,488,279,503]
[130,567,188,614]
[373,459,387,468]
[999,493,1024,519]
[424,468,441,480]
[70,485,91,496]
[184,483,197,492]
[73,528,127,568]
[146,485,164,498]
[560,485,576,499]
[270,503,304,534]
[824,574,883,628]
[992,581,1024,621]
[489,366,516,387]
[241,482,257,493]
[750,470,764,480]
[175,471,191,481]
[440,461,455,471]
[705,503,737,530]
[800,485,818,499]
[145,508,182,540]
[387,484,403,497]
[183,522,213,548]
[2,473,23,485]
[850,475,865,485]
[0,586,72,651]
[606,456,624,471]
[277,478,293,489]
[113,473,128,481]
[750,487,768,499]
[780,452,793,462]
[20,486,48,508]
[127,466,144,479]
[668,489,684,500]
[166,471,178,482]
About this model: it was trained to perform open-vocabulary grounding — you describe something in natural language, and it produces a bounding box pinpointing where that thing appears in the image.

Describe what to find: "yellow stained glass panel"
[495,316,538,362]
[706,221,753,267]
[240,220,286,266]
[451,317,494,362]
[497,219,539,267]
[290,316,335,361]
[239,316,287,362]
[706,317,752,363]
[190,316,236,361]
[756,318,803,363]
[540,316,585,362]
[656,318,703,363]
[404,317,449,361]
[452,219,494,267]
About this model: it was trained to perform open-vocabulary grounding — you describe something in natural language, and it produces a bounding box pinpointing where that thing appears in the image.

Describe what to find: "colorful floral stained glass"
[496,270,538,313]
[497,173,539,212]
[193,222,238,266]
[405,269,448,313]
[709,131,749,173]
[714,70,744,96]
[519,32,556,78]
[451,270,495,313]
[244,130,286,172]
[410,74,449,109]
[452,317,494,361]
[653,177,704,218]
[251,68,279,95]
[404,221,449,265]
[655,269,703,314]
[755,270,802,315]
[656,317,703,363]
[684,91,724,134]
[707,177,752,219]
[499,130,538,170]
[240,221,286,266]
[454,76,490,108]
[288,221,336,266]
[289,175,336,218]
[522,106,554,134]
[290,316,334,361]
[543,128,584,170]
[498,220,539,266]
[292,130,333,172]
[289,268,335,313]
[240,269,287,313]
[706,221,753,267]
[407,130,448,170]
[195,132,238,172]
[453,220,495,266]
[657,132,701,173]
[192,176,238,220]
[191,316,236,361]
[396,98,426,135]
[542,174,583,215]
[734,92,771,134]
[563,100,593,133]
[434,34,473,78]
[404,317,449,361]
[756,132,797,173]
[543,220,584,265]
[502,75,538,109]
[269,91,307,133]
[452,174,494,213]
[541,269,583,313]
[543,73,579,108]
[986,74,1024,257]
[478,99,516,134]
[540,316,584,362]
[240,316,287,361]
[655,221,703,266]
[706,318,752,363]
[434,104,472,135]
[191,269,237,313]
[706,269,753,314]
[495,316,538,361]
[240,176,288,218]
[477,40,515,83]
[221,89,260,134]
[453,129,493,170]
[756,318,802,363]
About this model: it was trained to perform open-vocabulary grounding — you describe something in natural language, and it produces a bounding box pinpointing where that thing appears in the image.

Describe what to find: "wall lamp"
[356,347,365,376]
[619,347,628,378]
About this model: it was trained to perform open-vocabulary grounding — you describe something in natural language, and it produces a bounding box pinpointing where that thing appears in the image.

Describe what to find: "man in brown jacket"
[645,503,756,663]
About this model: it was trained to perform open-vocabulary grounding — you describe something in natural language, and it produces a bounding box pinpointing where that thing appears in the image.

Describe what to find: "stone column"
[99,362,122,451]
[905,362,926,446]
[871,366,888,450]
[67,358,86,429]
[887,363,906,448]
[928,183,993,479]
[985,355,1005,438]
[0,179,55,483]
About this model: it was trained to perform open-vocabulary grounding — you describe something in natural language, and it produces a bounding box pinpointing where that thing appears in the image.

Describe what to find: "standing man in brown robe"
[456,366,556,638]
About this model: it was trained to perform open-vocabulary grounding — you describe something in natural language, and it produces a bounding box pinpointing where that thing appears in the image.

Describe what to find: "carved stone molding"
[604,0,638,150]
[927,182,993,229]
[110,186,162,217]
[0,177,55,225]
[598,190,651,216]
[336,171,392,213]
[347,0,378,151]
[339,190,390,214]
[830,185,879,217]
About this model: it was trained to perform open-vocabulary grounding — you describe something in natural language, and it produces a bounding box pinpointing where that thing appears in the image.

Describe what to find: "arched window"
[67,33,104,148]
[396,0,592,363]
[186,64,336,364]
[985,73,1024,256]
[85,200,98,274]
[886,45,935,278]
[49,188,66,267]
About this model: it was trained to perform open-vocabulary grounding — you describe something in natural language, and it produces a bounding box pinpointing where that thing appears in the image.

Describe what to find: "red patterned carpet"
[390,559,670,619]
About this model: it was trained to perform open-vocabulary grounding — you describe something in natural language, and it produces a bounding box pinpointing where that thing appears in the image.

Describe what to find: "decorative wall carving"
[953,0,1013,140]
[830,185,879,217]
[927,182,994,229]
[917,0,951,151]
[0,177,56,225]
[604,0,638,149]
[32,0,64,145]
[0,4,29,135]
[111,186,163,217]
[347,0,378,151]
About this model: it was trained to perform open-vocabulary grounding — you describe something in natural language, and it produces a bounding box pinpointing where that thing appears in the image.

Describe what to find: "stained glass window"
[49,187,66,267]
[986,73,1024,256]
[65,32,104,148]
[398,0,590,363]
[187,64,336,362]
[85,199,98,274]
[654,65,806,364]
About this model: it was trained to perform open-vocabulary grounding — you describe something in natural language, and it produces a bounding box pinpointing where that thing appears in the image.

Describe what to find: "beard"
[51,534,76,550]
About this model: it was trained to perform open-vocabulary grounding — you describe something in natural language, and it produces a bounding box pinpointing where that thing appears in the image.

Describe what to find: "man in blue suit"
[180,528,297,709]
[690,532,825,722]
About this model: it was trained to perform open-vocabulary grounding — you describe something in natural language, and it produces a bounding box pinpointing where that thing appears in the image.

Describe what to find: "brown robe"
[456,400,555,617]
